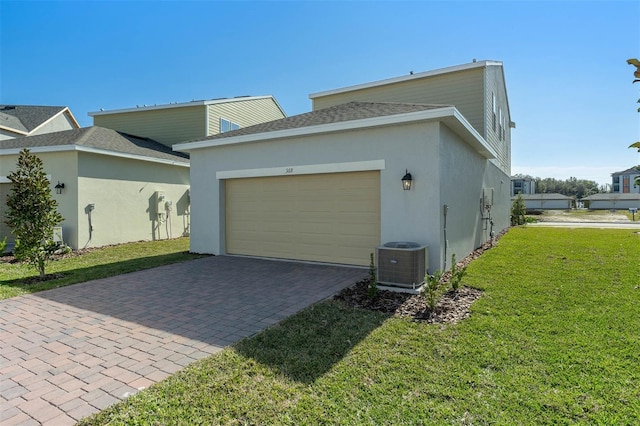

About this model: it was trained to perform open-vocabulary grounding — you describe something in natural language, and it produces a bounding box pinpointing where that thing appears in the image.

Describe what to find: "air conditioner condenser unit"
[376,242,429,292]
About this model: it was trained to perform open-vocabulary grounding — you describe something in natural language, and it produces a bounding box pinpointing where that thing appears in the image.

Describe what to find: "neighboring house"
[581,193,640,210]
[510,176,536,196]
[514,193,573,211]
[0,105,80,141]
[89,96,286,147]
[175,60,513,271]
[611,166,640,194]
[0,126,190,250]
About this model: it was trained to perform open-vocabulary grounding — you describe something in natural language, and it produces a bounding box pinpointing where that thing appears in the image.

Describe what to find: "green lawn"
[79,228,640,425]
[0,237,206,299]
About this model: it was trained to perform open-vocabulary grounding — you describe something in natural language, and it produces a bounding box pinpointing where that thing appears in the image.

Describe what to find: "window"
[220,118,240,133]
[492,93,496,132]
[498,108,504,141]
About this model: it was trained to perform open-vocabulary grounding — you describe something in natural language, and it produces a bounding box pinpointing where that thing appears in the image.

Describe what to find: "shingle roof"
[0,126,189,163]
[0,105,68,133]
[190,101,452,143]
[581,193,640,201]
[611,166,640,176]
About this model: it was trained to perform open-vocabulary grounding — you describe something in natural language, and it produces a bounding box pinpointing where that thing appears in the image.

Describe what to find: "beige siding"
[94,106,206,146]
[484,65,511,174]
[312,68,486,136]
[208,98,285,135]
[225,171,380,266]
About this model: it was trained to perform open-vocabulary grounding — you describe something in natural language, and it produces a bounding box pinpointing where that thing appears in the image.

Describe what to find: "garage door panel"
[226,171,380,266]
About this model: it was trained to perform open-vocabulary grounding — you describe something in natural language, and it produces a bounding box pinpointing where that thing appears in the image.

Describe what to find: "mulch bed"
[334,230,507,324]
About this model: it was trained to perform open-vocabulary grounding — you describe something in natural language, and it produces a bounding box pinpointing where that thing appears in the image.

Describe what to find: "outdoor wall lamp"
[402,169,413,190]
[54,181,65,194]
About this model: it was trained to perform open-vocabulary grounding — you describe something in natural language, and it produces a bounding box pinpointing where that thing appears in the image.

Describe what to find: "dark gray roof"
[611,166,640,176]
[581,193,640,201]
[0,105,68,133]
[190,101,451,143]
[0,126,189,163]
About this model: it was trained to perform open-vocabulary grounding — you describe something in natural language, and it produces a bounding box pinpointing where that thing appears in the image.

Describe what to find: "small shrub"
[449,254,467,292]
[367,252,378,299]
[525,216,539,224]
[511,193,527,226]
[0,237,6,255]
[421,269,443,311]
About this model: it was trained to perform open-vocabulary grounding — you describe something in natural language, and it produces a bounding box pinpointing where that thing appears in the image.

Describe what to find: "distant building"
[512,193,573,211]
[510,176,535,196]
[611,166,640,194]
[581,193,640,210]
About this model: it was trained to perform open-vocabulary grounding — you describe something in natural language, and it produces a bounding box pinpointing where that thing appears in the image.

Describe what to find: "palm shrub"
[421,269,443,311]
[449,253,467,292]
[5,149,64,277]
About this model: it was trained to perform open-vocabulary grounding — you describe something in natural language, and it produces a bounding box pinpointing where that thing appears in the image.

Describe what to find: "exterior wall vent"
[376,242,429,291]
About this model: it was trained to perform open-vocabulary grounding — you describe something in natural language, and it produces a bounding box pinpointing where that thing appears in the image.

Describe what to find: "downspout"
[443,204,448,271]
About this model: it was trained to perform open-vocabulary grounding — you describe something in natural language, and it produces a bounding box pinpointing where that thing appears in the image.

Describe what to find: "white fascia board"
[0,125,27,136]
[88,95,277,117]
[0,145,189,167]
[217,160,385,180]
[446,109,497,159]
[175,106,495,159]
[309,60,502,99]
[30,107,81,134]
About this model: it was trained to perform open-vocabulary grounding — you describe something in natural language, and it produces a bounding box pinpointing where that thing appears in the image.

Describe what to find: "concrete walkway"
[528,221,640,229]
[0,256,366,425]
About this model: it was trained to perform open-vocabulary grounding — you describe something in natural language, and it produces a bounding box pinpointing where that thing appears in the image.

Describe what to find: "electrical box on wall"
[483,188,494,208]
[155,191,166,216]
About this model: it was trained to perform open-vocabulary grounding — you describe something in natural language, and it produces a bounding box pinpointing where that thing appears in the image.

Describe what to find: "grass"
[79,228,640,425]
[0,237,206,300]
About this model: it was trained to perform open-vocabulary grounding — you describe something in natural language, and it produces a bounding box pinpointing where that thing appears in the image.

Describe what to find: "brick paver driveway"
[0,256,366,425]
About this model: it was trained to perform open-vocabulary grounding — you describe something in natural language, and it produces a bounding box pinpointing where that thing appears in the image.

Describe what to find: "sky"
[1,0,639,187]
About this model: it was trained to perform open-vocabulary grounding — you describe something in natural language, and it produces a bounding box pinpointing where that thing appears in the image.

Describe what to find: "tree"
[5,149,64,277]
[510,193,527,226]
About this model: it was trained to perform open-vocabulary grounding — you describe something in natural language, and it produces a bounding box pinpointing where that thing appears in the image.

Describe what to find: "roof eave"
[88,95,282,117]
[174,106,496,160]
[0,144,189,167]
[29,107,81,134]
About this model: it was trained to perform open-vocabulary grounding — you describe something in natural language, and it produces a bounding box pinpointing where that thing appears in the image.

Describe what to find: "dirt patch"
[334,230,507,324]
[537,210,631,223]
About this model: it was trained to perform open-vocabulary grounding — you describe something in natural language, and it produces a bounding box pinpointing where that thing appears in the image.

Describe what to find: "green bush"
[421,269,443,311]
[510,193,527,226]
[449,254,467,292]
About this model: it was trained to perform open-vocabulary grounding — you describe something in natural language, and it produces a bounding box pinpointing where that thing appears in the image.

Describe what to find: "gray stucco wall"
[188,119,508,272]
[439,124,510,270]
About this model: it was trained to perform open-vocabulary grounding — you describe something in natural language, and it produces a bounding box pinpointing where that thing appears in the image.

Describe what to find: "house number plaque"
[285,167,294,174]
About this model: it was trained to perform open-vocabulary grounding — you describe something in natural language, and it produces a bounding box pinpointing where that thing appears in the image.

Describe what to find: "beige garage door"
[226,171,380,266]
